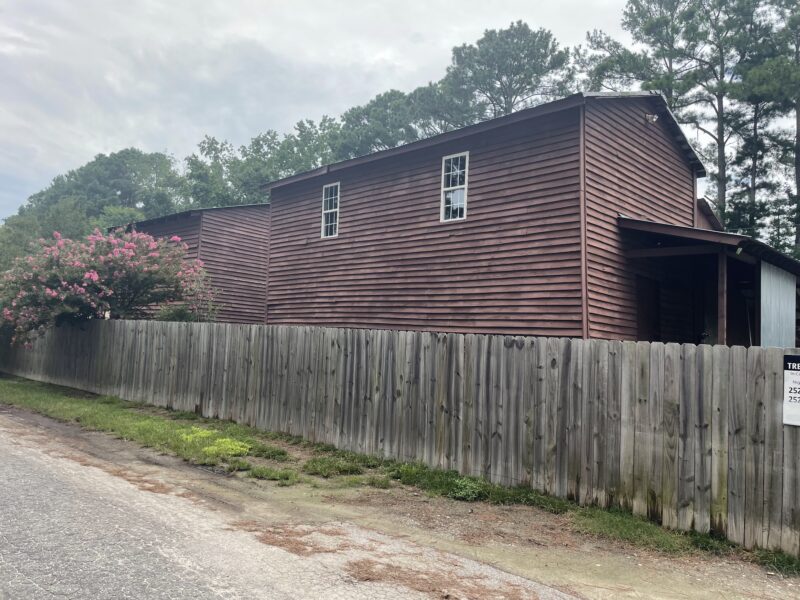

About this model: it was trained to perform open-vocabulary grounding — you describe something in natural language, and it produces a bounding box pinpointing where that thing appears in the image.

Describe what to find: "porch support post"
[717,250,727,345]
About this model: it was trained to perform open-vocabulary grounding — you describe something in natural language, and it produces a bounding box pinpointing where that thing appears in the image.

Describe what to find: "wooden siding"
[267,109,584,336]
[135,212,201,260]
[135,206,269,325]
[198,205,269,324]
[696,205,719,231]
[583,98,697,340]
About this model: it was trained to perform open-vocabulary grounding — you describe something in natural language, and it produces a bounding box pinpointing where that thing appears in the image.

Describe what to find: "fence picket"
[4,321,799,556]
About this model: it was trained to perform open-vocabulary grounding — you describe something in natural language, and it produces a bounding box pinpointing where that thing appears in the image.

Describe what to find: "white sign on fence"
[784,355,800,426]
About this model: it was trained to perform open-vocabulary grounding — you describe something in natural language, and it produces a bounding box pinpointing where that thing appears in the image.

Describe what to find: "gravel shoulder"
[1,404,796,600]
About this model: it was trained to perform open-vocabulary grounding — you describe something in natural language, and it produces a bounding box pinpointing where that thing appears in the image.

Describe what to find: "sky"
[0,0,628,220]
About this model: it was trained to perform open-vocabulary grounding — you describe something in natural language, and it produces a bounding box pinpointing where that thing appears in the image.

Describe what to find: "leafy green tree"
[276,117,343,171]
[407,80,484,136]
[0,149,185,270]
[751,0,800,250]
[90,206,147,231]
[337,91,419,158]
[22,148,183,220]
[680,0,768,225]
[579,0,697,111]
[445,21,573,118]
[184,137,242,208]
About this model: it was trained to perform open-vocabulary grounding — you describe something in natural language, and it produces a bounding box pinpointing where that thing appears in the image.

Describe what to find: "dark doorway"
[636,276,661,341]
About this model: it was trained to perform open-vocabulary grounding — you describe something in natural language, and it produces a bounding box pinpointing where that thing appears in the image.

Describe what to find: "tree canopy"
[3,6,800,267]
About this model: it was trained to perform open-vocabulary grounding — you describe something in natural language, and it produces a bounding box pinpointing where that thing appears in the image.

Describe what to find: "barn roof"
[618,215,800,277]
[262,92,706,193]
[118,203,268,231]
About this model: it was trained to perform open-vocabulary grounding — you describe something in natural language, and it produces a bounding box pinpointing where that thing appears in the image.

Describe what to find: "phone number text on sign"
[784,355,800,426]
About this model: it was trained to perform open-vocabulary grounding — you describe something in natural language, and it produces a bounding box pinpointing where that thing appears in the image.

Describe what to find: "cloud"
[0,0,627,219]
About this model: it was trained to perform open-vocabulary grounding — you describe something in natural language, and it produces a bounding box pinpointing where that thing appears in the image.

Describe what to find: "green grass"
[225,458,252,472]
[332,474,393,489]
[386,462,573,513]
[0,378,284,469]
[302,456,364,478]
[752,548,800,576]
[248,466,298,484]
[572,508,694,553]
[2,375,800,576]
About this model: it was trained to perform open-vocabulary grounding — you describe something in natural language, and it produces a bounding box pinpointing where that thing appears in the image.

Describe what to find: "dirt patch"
[230,520,354,556]
[52,450,178,495]
[3,403,798,600]
[338,487,579,550]
[345,557,533,600]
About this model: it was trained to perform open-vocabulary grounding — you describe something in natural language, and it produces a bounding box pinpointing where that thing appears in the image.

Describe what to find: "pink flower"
[53,232,62,240]
[83,270,99,282]
[169,235,181,242]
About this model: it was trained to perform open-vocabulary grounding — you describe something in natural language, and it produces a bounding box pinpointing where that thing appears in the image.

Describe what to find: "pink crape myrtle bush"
[0,229,218,346]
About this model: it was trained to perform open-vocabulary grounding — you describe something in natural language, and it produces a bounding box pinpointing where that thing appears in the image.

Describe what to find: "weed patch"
[303,456,363,478]
[2,375,799,576]
[572,508,692,553]
[248,466,298,485]
[225,458,252,472]
[751,548,800,576]
[386,462,572,514]
[248,442,289,461]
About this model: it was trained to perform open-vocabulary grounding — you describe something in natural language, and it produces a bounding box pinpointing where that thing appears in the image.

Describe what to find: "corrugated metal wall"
[760,261,796,347]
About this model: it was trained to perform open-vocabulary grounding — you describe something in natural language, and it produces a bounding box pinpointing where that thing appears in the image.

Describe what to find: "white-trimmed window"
[441,152,468,222]
[321,182,339,238]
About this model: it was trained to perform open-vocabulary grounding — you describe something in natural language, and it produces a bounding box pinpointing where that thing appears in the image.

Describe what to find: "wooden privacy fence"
[1,319,798,556]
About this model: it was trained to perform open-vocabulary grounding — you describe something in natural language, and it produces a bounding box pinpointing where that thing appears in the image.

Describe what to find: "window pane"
[324,186,338,210]
[443,189,465,220]
[445,155,466,188]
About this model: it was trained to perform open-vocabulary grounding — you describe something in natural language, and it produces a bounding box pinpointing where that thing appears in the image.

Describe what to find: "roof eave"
[263,92,706,194]
[618,215,800,277]
[263,93,591,193]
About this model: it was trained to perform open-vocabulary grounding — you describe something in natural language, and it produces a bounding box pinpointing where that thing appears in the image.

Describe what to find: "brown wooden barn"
[130,204,269,324]
[129,93,799,346]
[263,92,800,347]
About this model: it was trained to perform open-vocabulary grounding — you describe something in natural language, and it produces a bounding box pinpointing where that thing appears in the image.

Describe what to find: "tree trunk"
[717,93,727,227]
[749,107,758,237]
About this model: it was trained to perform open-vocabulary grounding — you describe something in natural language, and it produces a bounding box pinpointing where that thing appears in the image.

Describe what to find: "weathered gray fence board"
[3,321,799,556]
[710,344,729,535]
[619,341,636,511]
[661,342,681,529]
[633,341,651,518]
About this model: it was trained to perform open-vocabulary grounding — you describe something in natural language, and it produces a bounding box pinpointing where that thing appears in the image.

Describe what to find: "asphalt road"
[0,410,573,600]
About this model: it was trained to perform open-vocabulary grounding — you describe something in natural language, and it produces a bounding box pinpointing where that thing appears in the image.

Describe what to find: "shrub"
[447,477,490,501]
[200,438,251,459]
[0,229,218,345]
